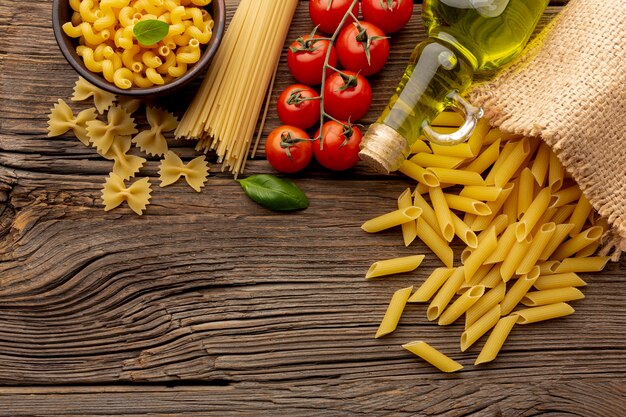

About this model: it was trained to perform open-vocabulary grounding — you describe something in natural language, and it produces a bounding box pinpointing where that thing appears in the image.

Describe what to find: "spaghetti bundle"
[175,0,299,176]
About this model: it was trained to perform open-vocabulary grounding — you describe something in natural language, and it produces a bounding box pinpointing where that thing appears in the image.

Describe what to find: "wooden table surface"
[1,0,625,415]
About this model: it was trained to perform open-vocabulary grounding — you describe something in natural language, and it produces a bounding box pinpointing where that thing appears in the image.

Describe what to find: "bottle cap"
[359,123,411,174]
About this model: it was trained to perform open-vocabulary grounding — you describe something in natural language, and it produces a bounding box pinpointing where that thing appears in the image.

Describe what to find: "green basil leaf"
[238,174,309,211]
[133,20,169,46]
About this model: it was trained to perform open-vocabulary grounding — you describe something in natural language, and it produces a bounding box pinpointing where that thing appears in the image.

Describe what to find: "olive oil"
[360,0,549,173]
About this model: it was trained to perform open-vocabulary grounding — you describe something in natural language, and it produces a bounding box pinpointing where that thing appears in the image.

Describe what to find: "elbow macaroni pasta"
[62,0,214,88]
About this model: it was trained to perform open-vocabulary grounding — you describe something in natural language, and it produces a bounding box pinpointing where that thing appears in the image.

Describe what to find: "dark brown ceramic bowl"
[52,0,225,97]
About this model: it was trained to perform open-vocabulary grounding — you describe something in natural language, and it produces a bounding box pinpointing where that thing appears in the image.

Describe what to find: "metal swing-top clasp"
[422,91,484,146]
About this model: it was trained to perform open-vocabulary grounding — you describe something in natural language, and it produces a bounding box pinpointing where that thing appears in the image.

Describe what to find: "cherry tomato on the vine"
[323,71,372,122]
[336,21,390,76]
[287,34,337,86]
[265,126,313,174]
[314,121,363,171]
[361,0,414,34]
[309,0,360,34]
[277,84,321,130]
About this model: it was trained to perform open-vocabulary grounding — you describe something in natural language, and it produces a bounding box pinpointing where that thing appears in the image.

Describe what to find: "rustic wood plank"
[1,380,625,416]
[0,0,624,415]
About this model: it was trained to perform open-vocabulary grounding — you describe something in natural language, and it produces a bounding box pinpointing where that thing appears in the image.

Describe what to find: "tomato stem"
[281,0,359,151]
[316,0,360,151]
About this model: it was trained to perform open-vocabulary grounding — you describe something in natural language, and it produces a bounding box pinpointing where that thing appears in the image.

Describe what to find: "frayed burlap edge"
[469,0,626,261]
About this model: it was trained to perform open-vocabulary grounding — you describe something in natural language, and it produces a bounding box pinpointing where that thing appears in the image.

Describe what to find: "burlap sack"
[469,0,626,259]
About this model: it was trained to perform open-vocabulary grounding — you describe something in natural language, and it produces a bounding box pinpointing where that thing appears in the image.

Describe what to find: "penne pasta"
[408,267,454,303]
[483,128,519,146]
[460,185,503,202]
[551,185,582,208]
[537,260,560,275]
[576,240,601,258]
[463,227,497,282]
[484,223,517,265]
[361,206,423,233]
[375,286,413,338]
[493,137,531,188]
[413,191,444,239]
[444,194,492,216]
[533,272,587,291]
[515,187,552,241]
[478,214,510,241]
[463,139,500,174]
[554,256,611,274]
[461,304,501,352]
[402,341,463,373]
[467,118,490,156]
[500,266,540,315]
[516,222,557,274]
[539,223,576,261]
[550,226,603,260]
[429,186,455,242]
[410,139,432,155]
[521,287,585,307]
[465,281,506,328]
[531,207,558,235]
[485,141,518,185]
[459,264,492,291]
[398,160,440,187]
[427,267,465,321]
[471,183,515,231]
[548,151,565,191]
[398,188,417,246]
[501,177,520,223]
[513,302,574,324]
[430,142,475,159]
[410,153,465,169]
[366,255,425,279]
[431,111,464,127]
[450,211,478,248]
[552,204,576,225]
[517,168,535,218]
[568,194,592,237]
[500,234,533,282]
[530,142,550,186]
[479,264,504,288]
[429,167,485,186]
[474,314,518,365]
[439,285,485,325]
[415,217,455,268]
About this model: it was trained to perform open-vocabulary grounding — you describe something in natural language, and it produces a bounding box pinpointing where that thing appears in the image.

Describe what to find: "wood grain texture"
[0,0,624,415]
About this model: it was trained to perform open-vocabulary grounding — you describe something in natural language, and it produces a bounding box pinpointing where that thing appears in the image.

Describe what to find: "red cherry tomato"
[309,0,360,34]
[361,0,414,34]
[265,126,313,174]
[287,34,337,86]
[323,71,372,122]
[314,121,363,171]
[336,21,390,76]
[276,84,321,130]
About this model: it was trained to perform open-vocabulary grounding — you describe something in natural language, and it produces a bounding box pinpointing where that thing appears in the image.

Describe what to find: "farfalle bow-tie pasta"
[102,173,152,215]
[158,151,209,192]
[47,99,98,145]
[87,104,138,153]
[132,107,178,156]
[102,135,146,180]
[72,76,116,114]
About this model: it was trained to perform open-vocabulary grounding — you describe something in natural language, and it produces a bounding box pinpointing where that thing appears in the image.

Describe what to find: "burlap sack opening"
[468,0,626,260]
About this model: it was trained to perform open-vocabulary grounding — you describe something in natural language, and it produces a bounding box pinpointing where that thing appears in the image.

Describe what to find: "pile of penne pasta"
[362,114,610,372]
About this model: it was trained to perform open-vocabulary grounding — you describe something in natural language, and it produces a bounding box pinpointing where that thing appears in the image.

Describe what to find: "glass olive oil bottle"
[359,0,549,173]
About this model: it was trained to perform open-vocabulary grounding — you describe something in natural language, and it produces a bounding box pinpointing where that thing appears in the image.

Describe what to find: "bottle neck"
[359,39,474,173]
[379,39,474,141]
